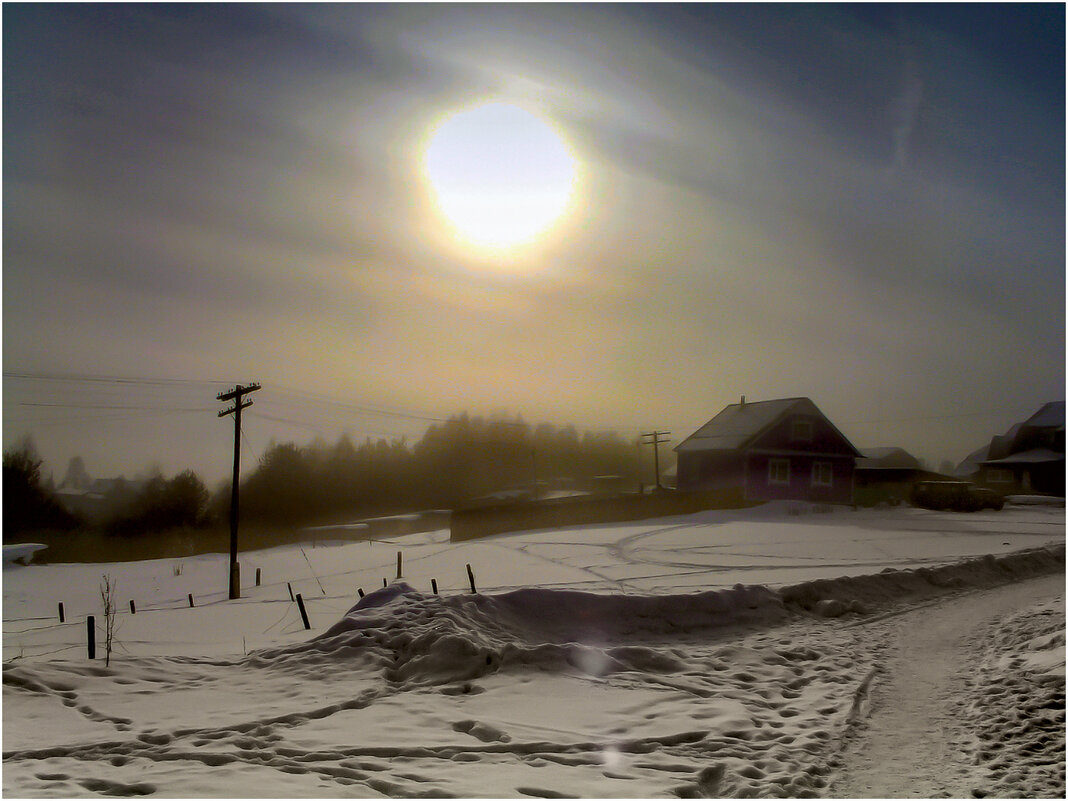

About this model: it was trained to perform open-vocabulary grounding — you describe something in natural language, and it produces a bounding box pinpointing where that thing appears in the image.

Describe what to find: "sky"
[3,3,1064,486]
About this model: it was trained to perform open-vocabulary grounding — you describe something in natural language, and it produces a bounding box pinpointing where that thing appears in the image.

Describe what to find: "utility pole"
[217,382,261,600]
[641,430,671,491]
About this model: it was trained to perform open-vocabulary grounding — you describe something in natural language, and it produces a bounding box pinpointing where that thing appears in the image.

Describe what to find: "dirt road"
[827,573,1065,798]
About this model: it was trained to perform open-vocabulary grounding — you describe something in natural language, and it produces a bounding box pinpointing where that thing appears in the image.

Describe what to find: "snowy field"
[3,501,1065,797]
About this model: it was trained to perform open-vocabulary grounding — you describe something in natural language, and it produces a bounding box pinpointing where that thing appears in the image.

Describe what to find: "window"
[812,462,833,487]
[987,468,1014,484]
[791,418,813,441]
[768,458,790,484]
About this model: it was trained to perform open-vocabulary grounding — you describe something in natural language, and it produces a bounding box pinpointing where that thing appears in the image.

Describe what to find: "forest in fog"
[4,413,659,548]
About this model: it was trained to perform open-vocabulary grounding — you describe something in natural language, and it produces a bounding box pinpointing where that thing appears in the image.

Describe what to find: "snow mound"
[250,546,1065,687]
[253,582,787,685]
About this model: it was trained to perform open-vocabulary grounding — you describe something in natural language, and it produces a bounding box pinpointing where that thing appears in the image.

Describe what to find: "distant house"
[854,447,946,506]
[967,402,1065,496]
[674,397,861,504]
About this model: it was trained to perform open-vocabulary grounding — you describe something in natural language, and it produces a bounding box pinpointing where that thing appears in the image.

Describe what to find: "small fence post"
[188,593,195,608]
[87,616,96,660]
[383,577,387,588]
[129,600,136,615]
[295,593,311,630]
[58,602,65,623]
[255,568,261,586]
[287,582,295,602]
[467,563,477,594]
[357,588,365,598]
[396,551,402,579]
[431,578,438,595]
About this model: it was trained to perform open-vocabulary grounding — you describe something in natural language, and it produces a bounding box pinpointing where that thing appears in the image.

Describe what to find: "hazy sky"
[4,4,1064,485]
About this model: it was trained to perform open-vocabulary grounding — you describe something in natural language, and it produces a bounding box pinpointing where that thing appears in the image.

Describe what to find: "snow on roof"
[981,448,1065,466]
[1023,401,1065,430]
[857,447,922,470]
[675,397,815,453]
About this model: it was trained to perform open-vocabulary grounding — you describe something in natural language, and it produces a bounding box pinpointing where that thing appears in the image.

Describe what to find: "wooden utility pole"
[217,382,261,599]
[641,430,671,491]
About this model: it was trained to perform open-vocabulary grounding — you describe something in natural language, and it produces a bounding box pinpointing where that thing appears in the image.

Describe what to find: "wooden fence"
[450,489,754,542]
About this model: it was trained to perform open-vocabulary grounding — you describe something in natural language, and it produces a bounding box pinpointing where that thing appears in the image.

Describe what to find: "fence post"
[188,593,195,608]
[431,578,438,595]
[357,588,365,598]
[255,567,261,586]
[129,600,136,615]
[396,551,402,579]
[58,602,65,623]
[287,582,295,602]
[295,593,311,630]
[87,616,96,660]
[467,563,477,594]
[383,577,387,588]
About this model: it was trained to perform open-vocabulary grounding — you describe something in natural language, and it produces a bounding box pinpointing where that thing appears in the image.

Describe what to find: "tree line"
[4,414,662,539]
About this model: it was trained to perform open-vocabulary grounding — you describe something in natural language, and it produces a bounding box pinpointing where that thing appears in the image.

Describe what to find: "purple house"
[674,397,861,504]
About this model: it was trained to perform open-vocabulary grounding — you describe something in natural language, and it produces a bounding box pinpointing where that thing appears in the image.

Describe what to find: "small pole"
[255,567,261,586]
[58,602,65,623]
[87,616,96,660]
[188,593,195,608]
[295,593,311,630]
[383,577,387,588]
[357,588,365,598]
[287,582,295,602]
[396,551,402,578]
[431,578,438,595]
[466,563,477,594]
[129,600,136,615]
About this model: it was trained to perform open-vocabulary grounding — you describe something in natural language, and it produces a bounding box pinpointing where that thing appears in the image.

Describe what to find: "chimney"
[740,395,746,408]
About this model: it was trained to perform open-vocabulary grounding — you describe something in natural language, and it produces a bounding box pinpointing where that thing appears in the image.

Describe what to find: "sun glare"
[423,101,578,252]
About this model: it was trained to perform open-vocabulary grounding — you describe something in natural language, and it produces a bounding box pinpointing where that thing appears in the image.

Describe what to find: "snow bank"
[780,543,1065,613]
[253,581,789,686]
[3,543,47,566]
[965,596,1065,798]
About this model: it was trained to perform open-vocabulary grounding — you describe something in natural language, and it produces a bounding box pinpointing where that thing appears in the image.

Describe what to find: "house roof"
[1022,401,1065,430]
[981,448,1065,466]
[857,447,922,470]
[675,397,861,455]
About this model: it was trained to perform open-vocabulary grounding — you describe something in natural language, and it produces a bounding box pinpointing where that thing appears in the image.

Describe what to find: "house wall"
[676,451,744,493]
[749,413,857,455]
[743,453,854,504]
[977,462,1065,496]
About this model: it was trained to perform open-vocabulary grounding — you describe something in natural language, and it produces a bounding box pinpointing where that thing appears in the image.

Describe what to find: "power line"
[3,369,232,387]
[15,402,213,412]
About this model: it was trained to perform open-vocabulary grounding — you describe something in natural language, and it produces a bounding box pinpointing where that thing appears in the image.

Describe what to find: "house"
[674,397,861,504]
[854,447,946,506]
[967,402,1065,496]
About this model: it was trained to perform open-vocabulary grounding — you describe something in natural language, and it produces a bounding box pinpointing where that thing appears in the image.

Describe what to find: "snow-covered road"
[828,574,1065,798]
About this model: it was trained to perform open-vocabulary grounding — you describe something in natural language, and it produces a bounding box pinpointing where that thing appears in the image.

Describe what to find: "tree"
[3,439,79,536]
[104,470,211,536]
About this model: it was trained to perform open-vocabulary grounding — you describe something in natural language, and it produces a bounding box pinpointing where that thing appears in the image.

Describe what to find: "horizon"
[4,4,1064,487]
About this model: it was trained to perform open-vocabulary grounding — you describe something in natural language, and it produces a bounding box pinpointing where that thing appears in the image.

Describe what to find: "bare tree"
[100,575,117,667]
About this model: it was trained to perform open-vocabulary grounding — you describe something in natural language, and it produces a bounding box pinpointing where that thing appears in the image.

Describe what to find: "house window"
[812,462,833,487]
[769,458,790,485]
[987,468,1014,484]
[791,418,813,442]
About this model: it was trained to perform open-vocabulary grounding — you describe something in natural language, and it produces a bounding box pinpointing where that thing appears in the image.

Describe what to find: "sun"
[422,101,578,252]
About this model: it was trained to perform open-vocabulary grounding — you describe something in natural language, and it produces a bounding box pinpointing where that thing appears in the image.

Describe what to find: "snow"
[3,501,1064,797]
[3,544,48,566]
